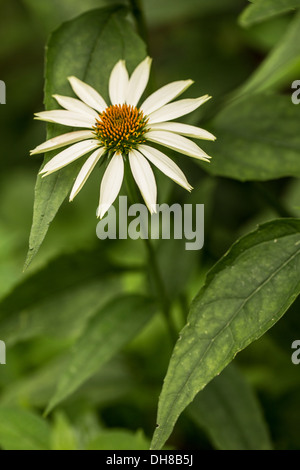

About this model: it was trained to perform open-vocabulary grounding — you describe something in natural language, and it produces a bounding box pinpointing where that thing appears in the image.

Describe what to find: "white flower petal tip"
[149,204,157,215]
[146,56,153,67]
[30,130,95,155]
[138,144,193,192]
[140,79,194,116]
[67,76,78,86]
[129,149,157,212]
[52,94,99,119]
[147,95,212,124]
[69,147,105,202]
[96,204,110,219]
[34,110,95,128]
[40,169,56,178]
[38,140,100,176]
[149,122,216,142]
[97,152,124,219]
[145,130,211,161]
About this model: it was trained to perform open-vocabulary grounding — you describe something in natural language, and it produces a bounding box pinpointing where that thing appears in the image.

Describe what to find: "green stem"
[128,0,149,45]
[124,168,178,344]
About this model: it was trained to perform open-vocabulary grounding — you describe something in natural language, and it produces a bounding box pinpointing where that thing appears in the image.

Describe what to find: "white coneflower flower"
[31,57,215,218]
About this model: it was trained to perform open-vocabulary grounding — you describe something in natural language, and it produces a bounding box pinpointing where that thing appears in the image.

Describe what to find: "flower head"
[31,57,215,218]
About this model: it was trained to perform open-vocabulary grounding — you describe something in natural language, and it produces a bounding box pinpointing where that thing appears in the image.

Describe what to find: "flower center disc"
[94,104,148,154]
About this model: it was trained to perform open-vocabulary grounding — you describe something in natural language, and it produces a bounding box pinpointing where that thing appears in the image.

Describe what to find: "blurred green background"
[0,0,300,450]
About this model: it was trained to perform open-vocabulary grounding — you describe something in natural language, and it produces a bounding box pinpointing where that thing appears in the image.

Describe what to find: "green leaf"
[240,0,300,27]
[23,0,126,35]
[151,219,300,449]
[201,94,300,181]
[0,248,122,345]
[86,428,150,450]
[1,355,133,408]
[237,11,300,95]
[25,5,146,269]
[188,364,272,450]
[46,295,156,413]
[0,406,51,450]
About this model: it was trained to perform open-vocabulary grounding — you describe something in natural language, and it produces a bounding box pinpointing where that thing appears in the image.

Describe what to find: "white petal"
[129,149,157,214]
[69,147,105,201]
[140,80,194,116]
[68,76,107,113]
[35,110,95,128]
[97,152,124,219]
[126,57,152,107]
[139,144,192,192]
[145,130,211,161]
[53,94,99,119]
[40,140,100,176]
[149,122,216,141]
[109,60,129,105]
[30,130,95,155]
[147,95,211,124]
